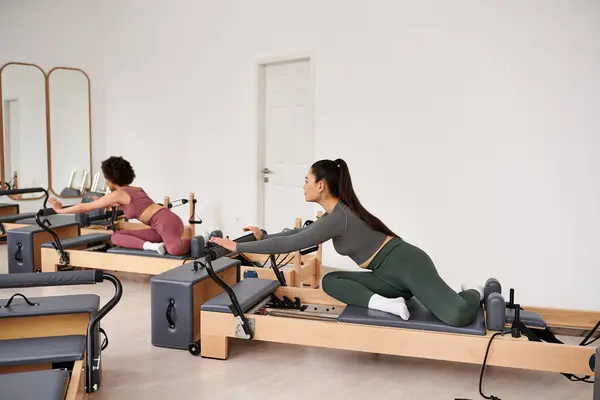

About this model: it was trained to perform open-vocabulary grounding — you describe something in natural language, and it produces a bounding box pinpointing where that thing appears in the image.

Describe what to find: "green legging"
[321,237,481,327]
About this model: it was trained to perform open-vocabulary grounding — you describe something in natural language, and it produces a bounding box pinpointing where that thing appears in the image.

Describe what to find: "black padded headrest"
[190,235,205,259]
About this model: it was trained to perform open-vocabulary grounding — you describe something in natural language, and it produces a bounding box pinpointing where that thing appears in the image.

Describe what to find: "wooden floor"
[0,246,594,399]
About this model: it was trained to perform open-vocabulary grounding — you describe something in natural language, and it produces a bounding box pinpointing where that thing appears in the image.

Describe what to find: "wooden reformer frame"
[16,193,197,275]
[40,241,193,276]
[200,286,600,384]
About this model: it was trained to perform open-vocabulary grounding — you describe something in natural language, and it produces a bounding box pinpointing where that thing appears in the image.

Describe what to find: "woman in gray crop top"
[210,159,482,327]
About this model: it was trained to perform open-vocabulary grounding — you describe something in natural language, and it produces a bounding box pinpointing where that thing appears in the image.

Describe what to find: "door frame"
[255,53,315,227]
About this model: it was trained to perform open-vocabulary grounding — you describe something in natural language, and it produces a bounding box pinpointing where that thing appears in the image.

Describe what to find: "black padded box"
[150,258,240,350]
[7,222,80,273]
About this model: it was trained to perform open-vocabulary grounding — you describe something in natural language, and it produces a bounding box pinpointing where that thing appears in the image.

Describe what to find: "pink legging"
[111,208,191,256]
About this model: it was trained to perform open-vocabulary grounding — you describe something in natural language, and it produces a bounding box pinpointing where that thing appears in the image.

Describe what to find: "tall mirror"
[0,62,49,199]
[48,67,91,197]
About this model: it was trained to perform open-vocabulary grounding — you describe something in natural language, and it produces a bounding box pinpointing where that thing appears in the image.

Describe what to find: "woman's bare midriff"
[359,235,394,269]
[137,203,164,225]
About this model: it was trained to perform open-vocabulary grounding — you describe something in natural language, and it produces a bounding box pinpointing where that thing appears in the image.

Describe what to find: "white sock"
[143,242,166,255]
[461,282,484,301]
[368,294,410,320]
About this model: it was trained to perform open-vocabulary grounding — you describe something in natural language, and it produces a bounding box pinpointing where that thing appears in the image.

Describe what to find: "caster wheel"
[188,341,200,356]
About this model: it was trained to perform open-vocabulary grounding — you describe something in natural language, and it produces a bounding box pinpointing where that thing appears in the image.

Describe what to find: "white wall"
[1,0,599,310]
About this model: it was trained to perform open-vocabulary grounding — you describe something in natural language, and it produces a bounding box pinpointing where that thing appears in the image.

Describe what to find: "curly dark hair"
[101,156,136,186]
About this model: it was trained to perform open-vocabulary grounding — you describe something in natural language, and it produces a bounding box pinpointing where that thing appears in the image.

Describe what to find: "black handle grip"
[166,299,176,329]
[300,245,319,256]
[0,270,103,289]
[0,293,39,308]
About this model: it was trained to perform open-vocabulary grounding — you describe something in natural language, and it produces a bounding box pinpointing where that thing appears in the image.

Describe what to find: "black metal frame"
[0,187,50,209]
[33,208,125,269]
[34,209,70,268]
[197,257,254,339]
[268,254,288,286]
[85,272,123,393]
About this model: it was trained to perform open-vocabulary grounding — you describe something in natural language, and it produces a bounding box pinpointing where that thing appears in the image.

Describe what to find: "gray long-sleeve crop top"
[236,201,390,266]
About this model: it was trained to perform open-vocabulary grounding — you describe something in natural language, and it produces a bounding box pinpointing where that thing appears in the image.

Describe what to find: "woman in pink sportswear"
[48,156,190,256]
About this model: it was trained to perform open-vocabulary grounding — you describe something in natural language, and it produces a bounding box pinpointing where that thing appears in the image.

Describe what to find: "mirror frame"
[0,62,50,200]
[47,67,93,198]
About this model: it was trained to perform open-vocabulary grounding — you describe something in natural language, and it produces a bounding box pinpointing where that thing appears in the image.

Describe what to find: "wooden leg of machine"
[200,335,229,360]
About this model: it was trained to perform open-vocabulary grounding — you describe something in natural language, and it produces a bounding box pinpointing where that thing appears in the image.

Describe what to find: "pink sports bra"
[119,187,155,220]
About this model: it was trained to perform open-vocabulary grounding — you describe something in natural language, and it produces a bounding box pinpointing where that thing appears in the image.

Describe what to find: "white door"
[258,57,314,235]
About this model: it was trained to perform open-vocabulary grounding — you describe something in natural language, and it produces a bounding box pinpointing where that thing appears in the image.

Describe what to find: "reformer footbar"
[0,187,51,209]
[35,208,72,270]
[0,187,53,240]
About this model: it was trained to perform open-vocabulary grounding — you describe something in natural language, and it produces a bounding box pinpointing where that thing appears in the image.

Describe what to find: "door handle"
[261,168,273,174]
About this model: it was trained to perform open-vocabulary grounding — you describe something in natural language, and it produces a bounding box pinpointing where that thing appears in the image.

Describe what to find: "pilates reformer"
[38,201,204,276]
[6,191,200,274]
[186,233,600,400]
[2,193,124,273]
[0,269,123,398]
[2,190,199,237]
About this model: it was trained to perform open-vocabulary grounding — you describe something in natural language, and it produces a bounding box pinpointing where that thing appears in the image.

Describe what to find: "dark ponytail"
[310,159,398,238]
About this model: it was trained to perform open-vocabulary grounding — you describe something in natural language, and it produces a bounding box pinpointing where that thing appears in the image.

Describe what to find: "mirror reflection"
[48,68,91,197]
[1,63,49,199]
